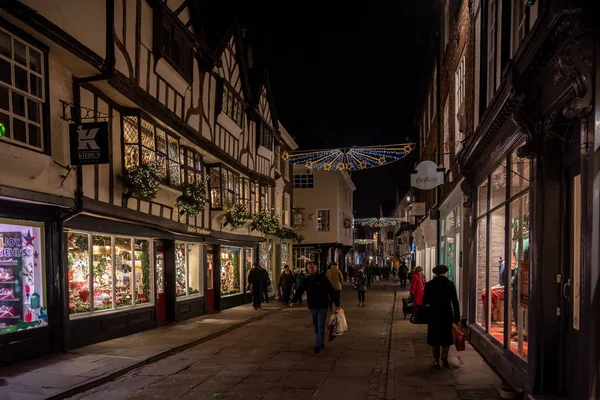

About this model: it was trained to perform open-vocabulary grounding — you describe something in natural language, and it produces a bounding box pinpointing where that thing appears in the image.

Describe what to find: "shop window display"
[67,231,152,315]
[220,246,240,296]
[175,242,202,297]
[475,147,531,361]
[0,220,47,335]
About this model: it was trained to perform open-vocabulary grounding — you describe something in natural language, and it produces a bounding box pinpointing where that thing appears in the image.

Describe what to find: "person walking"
[260,265,271,303]
[410,266,426,306]
[290,263,339,354]
[247,263,264,310]
[295,268,307,305]
[326,263,344,310]
[355,269,367,307]
[422,265,460,369]
[278,265,295,305]
[399,262,409,288]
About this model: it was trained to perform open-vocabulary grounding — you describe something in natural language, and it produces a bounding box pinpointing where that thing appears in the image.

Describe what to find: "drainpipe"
[58,0,115,353]
[435,5,442,266]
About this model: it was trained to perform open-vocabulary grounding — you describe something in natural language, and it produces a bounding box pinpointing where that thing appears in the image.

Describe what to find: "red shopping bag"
[452,324,465,351]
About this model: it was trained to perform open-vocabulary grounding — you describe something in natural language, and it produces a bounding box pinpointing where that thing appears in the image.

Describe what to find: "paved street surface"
[53,281,501,400]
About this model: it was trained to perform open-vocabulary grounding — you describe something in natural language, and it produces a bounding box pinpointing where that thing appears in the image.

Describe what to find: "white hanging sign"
[410,161,445,190]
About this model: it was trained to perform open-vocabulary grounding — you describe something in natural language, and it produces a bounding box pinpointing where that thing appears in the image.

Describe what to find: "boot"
[432,346,441,369]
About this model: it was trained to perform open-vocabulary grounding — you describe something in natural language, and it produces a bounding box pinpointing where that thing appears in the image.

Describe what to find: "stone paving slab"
[0,302,280,400]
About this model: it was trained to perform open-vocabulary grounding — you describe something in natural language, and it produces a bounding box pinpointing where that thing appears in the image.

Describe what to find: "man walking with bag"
[291,263,339,354]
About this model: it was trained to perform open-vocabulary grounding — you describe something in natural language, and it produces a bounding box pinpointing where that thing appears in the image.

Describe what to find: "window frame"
[0,25,48,153]
[154,9,194,83]
[221,83,244,128]
[67,230,154,318]
[179,146,203,185]
[317,209,330,232]
[207,164,240,210]
[293,174,314,189]
[175,241,203,299]
[455,50,466,153]
[122,115,181,188]
[258,120,274,150]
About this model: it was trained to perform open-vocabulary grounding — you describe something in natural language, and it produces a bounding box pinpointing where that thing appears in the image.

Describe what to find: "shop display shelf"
[0,316,20,319]
[0,299,20,302]
[0,281,18,284]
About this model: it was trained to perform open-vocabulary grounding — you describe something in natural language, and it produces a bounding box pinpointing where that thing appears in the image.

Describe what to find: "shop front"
[218,245,245,310]
[0,204,60,365]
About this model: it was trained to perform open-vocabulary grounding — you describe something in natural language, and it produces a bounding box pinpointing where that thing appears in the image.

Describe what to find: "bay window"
[0,27,45,151]
[123,115,180,187]
[179,146,203,185]
[475,145,530,361]
[240,178,251,212]
[208,164,240,210]
[67,231,152,316]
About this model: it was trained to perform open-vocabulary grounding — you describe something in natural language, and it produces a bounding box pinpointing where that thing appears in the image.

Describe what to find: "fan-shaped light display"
[353,218,407,228]
[282,143,415,171]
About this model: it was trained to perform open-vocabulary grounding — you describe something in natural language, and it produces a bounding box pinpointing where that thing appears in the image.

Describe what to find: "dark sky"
[201,1,434,217]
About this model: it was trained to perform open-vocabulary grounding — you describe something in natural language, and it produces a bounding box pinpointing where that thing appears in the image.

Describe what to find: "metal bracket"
[60,100,110,123]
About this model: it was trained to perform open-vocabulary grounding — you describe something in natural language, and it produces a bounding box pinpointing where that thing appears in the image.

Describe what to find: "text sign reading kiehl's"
[69,122,110,165]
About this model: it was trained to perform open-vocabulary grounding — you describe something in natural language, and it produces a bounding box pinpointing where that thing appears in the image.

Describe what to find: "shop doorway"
[155,245,167,324]
[206,247,215,312]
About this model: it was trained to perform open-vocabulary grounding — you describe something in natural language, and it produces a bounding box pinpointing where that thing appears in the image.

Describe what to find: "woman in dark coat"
[422,265,460,369]
[278,265,295,305]
[247,263,264,310]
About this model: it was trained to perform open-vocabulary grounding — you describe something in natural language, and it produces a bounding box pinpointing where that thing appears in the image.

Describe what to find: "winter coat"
[355,272,367,292]
[260,267,271,290]
[291,273,339,309]
[247,267,264,296]
[410,272,426,305]
[422,275,460,346]
[279,271,295,292]
[326,267,344,291]
[295,272,306,288]
[400,264,409,278]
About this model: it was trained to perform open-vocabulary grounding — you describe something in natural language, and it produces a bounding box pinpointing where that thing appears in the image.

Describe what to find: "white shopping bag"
[336,308,348,334]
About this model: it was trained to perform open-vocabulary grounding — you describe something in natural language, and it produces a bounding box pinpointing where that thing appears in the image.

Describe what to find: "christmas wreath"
[176,181,207,216]
[250,210,280,235]
[119,161,163,201]
[223,204,250,230]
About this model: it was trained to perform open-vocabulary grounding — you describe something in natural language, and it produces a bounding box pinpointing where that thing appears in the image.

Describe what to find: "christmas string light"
[282,143,415,171]
[354,239,375,244]
[353,217,407,228]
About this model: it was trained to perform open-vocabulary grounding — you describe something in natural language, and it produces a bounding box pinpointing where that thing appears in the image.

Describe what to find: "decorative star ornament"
[34,251,39,259]
[23,231,35,247]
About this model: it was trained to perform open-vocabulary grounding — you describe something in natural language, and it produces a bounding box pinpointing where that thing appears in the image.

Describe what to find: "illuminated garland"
[354,239,374,244]
[282,143,414,171]
[353,218,407,228]
[119,161,164,201]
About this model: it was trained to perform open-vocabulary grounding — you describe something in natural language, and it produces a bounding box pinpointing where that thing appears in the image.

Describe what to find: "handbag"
[452,324,466,351]
[409,305,429,324]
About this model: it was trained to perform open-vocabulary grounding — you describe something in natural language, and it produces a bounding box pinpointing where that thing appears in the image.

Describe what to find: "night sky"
[201,1,434,217]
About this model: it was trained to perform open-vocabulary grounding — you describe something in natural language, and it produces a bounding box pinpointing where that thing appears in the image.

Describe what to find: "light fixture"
[406,196,411,202]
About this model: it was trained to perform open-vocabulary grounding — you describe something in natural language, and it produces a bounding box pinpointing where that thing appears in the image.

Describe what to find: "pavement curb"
[47,307,281,400]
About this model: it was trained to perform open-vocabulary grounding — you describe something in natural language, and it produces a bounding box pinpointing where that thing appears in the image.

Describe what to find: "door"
[206,247,215,312]
[562,167,581,397]
[155,245,167,324]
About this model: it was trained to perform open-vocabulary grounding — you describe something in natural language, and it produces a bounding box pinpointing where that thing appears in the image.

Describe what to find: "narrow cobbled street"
[59,281,500,400]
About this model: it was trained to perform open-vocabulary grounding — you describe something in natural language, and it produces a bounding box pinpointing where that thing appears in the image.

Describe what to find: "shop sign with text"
[411,202,426,216]
[69,122,109,165]
[410,161,445,190]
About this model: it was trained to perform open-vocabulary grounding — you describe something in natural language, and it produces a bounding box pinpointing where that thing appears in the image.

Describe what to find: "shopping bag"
[409,305,429,324]
[301,293,307,301]
[275,287,282,301]
[336,309,348,334]
[452,324,466,351]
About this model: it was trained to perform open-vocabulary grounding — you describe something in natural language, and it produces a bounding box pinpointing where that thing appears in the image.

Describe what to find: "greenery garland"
[276,227,304,243]
[176,181,207,216]
[119,161,164,201]
[223,204,250,230]
[250,210,280,235]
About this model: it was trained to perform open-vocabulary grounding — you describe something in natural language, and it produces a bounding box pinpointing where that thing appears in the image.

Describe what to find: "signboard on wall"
[411,202,426,216]
[69,122,109,165]
[410,161,445,190]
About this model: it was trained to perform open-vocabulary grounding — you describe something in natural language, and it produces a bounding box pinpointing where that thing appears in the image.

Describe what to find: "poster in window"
[519,261,529,308]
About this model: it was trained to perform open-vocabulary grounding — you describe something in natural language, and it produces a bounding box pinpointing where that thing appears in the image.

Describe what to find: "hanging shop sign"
[343,217,352,229]
[410,161,445,190]
[69,122,110,165]
[411,202,426,216]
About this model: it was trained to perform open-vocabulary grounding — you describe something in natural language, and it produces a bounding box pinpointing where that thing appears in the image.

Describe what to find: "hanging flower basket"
[176,181,207,216]
[250,211,280,235]
[223,204,250,230]
[119,162,163,202]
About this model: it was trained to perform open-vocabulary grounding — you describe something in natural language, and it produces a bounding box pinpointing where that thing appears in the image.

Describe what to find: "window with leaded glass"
[156,12,193,82]
[258,121,273,150]
[260,185,268,212]
[208,165,240,210]
[0,27,45,150]
[179,146,203,185]
[240,178,251,212]
[122,115,180,187]
[222,85,243,127]
[251,182,260,214]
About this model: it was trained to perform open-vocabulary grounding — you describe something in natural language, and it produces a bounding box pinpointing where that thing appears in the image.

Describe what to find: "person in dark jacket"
[278,265,295,305]
[290,262,340,354]
[422,264,460,369]
[247,263,264,310]
[399,262,409,288]
[260,265,271,303]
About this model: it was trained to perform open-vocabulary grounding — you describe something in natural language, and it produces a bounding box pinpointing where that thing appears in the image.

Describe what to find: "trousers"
[309,308,328,347]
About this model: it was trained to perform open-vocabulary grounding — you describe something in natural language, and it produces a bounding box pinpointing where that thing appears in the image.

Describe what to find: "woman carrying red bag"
[422,265,460,369]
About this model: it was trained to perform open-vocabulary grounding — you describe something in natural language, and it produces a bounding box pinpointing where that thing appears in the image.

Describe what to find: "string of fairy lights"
[353,217,407,228]
[282,143,415,171]
[354,239,375,244]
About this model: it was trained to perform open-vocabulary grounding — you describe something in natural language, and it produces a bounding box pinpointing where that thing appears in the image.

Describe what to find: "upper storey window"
[179,146,203,185]
[258,121,273,150]
[0,27,45,151]
[222,86,243,127]
[155,11,193,83]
